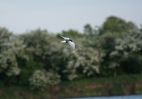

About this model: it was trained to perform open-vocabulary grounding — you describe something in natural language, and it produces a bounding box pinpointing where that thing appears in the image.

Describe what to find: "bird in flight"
[59,35,75,49]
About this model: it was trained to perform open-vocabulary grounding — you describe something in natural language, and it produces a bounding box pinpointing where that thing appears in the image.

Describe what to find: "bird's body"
[67,40,75,49]
[59,35,75,49]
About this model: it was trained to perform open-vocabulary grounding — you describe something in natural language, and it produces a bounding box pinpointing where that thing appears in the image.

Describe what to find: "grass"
[0,74,142,99]
[61,74,142,98]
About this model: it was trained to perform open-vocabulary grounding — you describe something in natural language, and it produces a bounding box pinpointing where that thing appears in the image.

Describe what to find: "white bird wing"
[59,35,70,40]
[61,40,66,43]
[68,41,75,49]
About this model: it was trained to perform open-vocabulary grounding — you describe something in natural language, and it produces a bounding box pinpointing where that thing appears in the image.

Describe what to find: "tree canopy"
[0,16,142,90]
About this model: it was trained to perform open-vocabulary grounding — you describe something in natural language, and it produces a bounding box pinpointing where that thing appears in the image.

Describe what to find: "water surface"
[67,95,142,99]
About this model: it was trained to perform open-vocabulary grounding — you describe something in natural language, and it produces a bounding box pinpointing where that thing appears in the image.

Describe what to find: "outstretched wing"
[59,35,70,40]
[61,40,66,43]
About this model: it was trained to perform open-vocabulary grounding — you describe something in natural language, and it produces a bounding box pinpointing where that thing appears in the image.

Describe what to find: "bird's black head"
[69,39,73,42]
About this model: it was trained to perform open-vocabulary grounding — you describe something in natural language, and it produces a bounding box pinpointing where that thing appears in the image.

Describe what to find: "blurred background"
[0,0,142,99]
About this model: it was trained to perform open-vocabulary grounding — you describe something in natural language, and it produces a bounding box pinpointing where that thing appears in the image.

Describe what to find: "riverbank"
[61,74,142,98]
[0,74,142,99]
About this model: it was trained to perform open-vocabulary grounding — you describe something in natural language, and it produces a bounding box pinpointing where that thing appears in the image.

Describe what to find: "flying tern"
[59,35,75,49]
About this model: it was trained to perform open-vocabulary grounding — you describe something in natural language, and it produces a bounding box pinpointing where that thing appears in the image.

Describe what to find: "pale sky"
[0,0,142,33]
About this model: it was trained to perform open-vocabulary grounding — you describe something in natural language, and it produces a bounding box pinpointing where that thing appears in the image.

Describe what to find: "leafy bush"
[0,28,26,77]
[29,70,60,90]
[0,15,142,88]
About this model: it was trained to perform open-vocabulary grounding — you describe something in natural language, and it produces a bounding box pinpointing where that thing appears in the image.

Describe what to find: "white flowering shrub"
[63,47,101,80]
[29,70,60,90]
[0,28,27,77]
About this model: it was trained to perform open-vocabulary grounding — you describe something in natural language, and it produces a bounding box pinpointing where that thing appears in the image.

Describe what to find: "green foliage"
[29,69,60,90]
[0,16,142,90]
[0,28,26,77]
[100,16,138,34]
[84,24,94,36]
[99,30,142,76]
[63,47,100,80]
[0,27,12,43]
[60,29,83,39]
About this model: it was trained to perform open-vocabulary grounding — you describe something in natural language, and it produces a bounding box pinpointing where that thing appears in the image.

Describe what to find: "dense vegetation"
[0,16,142,91]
